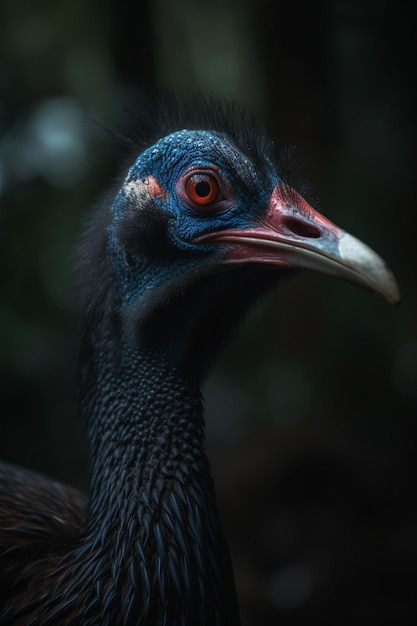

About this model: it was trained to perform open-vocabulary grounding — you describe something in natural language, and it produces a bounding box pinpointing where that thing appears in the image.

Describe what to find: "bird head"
[79,99,400,379]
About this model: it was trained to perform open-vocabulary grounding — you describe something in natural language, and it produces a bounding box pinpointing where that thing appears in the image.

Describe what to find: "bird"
[0,96,400,625]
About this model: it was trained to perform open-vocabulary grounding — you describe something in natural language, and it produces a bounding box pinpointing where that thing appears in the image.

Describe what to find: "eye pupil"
[195,181,211,197]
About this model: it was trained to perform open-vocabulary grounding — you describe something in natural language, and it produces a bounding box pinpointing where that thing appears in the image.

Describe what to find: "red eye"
[185,173,219,206]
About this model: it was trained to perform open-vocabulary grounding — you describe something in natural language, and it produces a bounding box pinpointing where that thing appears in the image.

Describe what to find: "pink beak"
[197,185,400,305]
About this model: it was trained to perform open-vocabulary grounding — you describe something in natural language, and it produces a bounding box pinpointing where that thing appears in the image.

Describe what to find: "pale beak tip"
[338,232,401,306]
[385,277,401,307]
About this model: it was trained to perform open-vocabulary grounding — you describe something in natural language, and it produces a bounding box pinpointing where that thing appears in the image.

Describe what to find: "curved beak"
[197,185,400,305]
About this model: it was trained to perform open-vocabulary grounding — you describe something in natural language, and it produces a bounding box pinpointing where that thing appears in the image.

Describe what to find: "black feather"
[0,95,327,625]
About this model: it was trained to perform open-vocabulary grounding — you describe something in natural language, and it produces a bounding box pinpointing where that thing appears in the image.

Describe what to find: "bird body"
[1,356,237,625]
[0,98,399,624]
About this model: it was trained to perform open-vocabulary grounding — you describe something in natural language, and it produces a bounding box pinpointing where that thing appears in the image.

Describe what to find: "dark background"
[0,0,416,623]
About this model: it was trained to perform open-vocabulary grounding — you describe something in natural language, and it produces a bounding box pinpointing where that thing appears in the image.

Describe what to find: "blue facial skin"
[109,130,281,306]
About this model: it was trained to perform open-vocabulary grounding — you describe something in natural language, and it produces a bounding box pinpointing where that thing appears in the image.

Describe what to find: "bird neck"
[78,318,240,624]
[82,342,209,515]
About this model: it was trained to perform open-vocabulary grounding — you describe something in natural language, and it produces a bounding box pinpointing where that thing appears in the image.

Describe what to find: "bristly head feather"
[93,93,309,196]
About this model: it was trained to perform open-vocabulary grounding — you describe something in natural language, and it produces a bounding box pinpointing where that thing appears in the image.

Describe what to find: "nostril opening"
[283,217,321,239]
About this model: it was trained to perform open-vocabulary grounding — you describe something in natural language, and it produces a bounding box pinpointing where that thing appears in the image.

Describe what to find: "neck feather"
[76,308,240,625]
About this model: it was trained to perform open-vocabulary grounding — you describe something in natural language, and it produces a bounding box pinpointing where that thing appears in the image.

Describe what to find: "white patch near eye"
[124,176,168,204]
[124,179,149,199]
